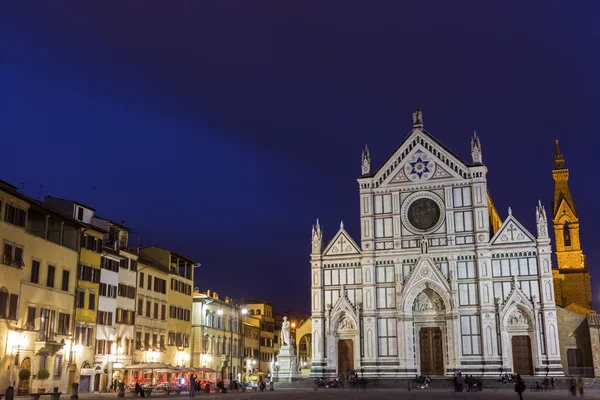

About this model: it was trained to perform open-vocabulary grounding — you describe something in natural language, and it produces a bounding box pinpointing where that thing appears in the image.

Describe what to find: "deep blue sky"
[2,2,599,312]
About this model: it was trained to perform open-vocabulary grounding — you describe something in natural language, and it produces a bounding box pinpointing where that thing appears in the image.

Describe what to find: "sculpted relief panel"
[413,288,446,312]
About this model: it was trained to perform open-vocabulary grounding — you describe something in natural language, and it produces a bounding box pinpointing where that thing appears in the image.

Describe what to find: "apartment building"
[243,300,275,375]
[44,196,105,393]
[140,247,195,368]
[191,290,242,381]
[132,258,168,367]
[0,181,85,394]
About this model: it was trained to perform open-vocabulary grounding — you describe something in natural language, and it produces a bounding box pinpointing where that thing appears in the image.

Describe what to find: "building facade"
[0,181,83,394]
[244,301,275,375]
[45,196,105,392]
[310,110,563,377]
[191,290,242,381]
[132,258,168,366]
[140,247,195,368]
[551,141,594,314]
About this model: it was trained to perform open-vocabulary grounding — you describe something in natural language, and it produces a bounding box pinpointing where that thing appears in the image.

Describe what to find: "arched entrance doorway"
[79,362,92,393]
[505,308,534,376]
[411,287,447,376]
[93,366,101,392]
[18,357,32,395]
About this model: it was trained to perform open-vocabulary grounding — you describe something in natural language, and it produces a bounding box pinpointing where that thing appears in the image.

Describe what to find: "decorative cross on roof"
[506,224,517,241]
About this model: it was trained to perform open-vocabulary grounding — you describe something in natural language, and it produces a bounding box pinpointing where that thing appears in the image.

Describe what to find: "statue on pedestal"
[281,316,291,347]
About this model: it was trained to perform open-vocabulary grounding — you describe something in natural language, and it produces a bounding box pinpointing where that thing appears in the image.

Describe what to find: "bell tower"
[551,140,594,313]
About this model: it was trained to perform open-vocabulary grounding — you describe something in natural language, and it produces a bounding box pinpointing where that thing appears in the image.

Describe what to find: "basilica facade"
[309,109,563,378]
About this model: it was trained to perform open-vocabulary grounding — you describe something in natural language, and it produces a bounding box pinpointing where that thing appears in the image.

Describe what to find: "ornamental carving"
[508,310,529,326]
[413,288,446,312]
[338,317,354,331]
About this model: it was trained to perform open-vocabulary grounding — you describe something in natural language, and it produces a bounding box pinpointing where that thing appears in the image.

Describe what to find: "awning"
[123,363,176,371]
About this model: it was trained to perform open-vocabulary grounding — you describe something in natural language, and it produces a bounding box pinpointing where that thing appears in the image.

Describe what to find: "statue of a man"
[281,316,291,347]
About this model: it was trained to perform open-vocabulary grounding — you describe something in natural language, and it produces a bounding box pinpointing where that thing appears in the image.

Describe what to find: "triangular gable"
[500,282,534,313]
[553,198,577,224]
[367,128,472,188]
[402,257,451,295]
[323,226,361,256]
[490,212,536,245]
[382,145,464,186]
[328,290,360,331]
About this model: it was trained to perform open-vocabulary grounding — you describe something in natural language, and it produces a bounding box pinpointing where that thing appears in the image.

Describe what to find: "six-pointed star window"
[410,157,430,178]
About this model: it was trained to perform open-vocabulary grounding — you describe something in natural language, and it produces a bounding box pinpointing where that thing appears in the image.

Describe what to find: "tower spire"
[471,131,482,164]
[361,144,371,176]
[554,139,565,169]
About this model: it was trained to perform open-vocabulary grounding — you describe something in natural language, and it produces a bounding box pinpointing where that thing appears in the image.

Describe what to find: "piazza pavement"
[15,387,600,400]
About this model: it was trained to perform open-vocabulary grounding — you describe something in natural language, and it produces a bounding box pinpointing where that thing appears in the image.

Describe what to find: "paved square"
[60,388,600,400]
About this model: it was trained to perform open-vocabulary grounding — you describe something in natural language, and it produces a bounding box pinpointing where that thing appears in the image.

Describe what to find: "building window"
[0,288,8,318]
[77,264,100,283]
[26,306,36,329]
[374,194,392,214]
[146,301,151,318]
[376,265,395,283]
[453,187,472,208]
[493,281,512,303]
[136,332,142,350]
[130,260,138,272]
[61,270,70,291]
[57,313,70,335]
[31,260,40,284]
[374,217,393,238]
[88,292,96,310]
[154,303,159,319]
[457,261,476,279]
[2,242,14,265]
[436,261,449,279]
[8,293,18,320]
[137,298,143,316]
[376,287,395,309]
[4,204,26,227]
[454,211,473,232]
[492,258,538,277]
[147,275,152,291]
[519,280,540,301]
[139,273,144,288]
[458,283,478,306]
[76,207,84,221]
[461,315,481,355]
[46,265,56,288]
[161,304,166,321]
[76,290,85,308]
[13,246,24,267]
[377,318,397,356]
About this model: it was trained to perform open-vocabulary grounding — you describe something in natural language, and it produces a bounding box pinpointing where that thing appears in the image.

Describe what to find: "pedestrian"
[577,377,584,397]
[569,378,577,396]
[189,374,196,397]
[550,377,556,391]
[514,374,526,400]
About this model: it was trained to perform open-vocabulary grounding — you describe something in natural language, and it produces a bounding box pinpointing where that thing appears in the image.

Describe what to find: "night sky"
[2,2,600,312]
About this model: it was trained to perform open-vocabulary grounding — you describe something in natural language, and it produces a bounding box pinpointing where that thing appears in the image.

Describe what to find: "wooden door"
[419,327,444,375]
[511,335,533,375]
[337,339,354,375]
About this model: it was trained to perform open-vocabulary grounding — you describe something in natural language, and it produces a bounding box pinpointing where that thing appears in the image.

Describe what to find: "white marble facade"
[310,110,563,378]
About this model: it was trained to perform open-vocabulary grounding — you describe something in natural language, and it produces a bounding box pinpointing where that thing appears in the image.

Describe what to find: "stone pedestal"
[274,345,300,380]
